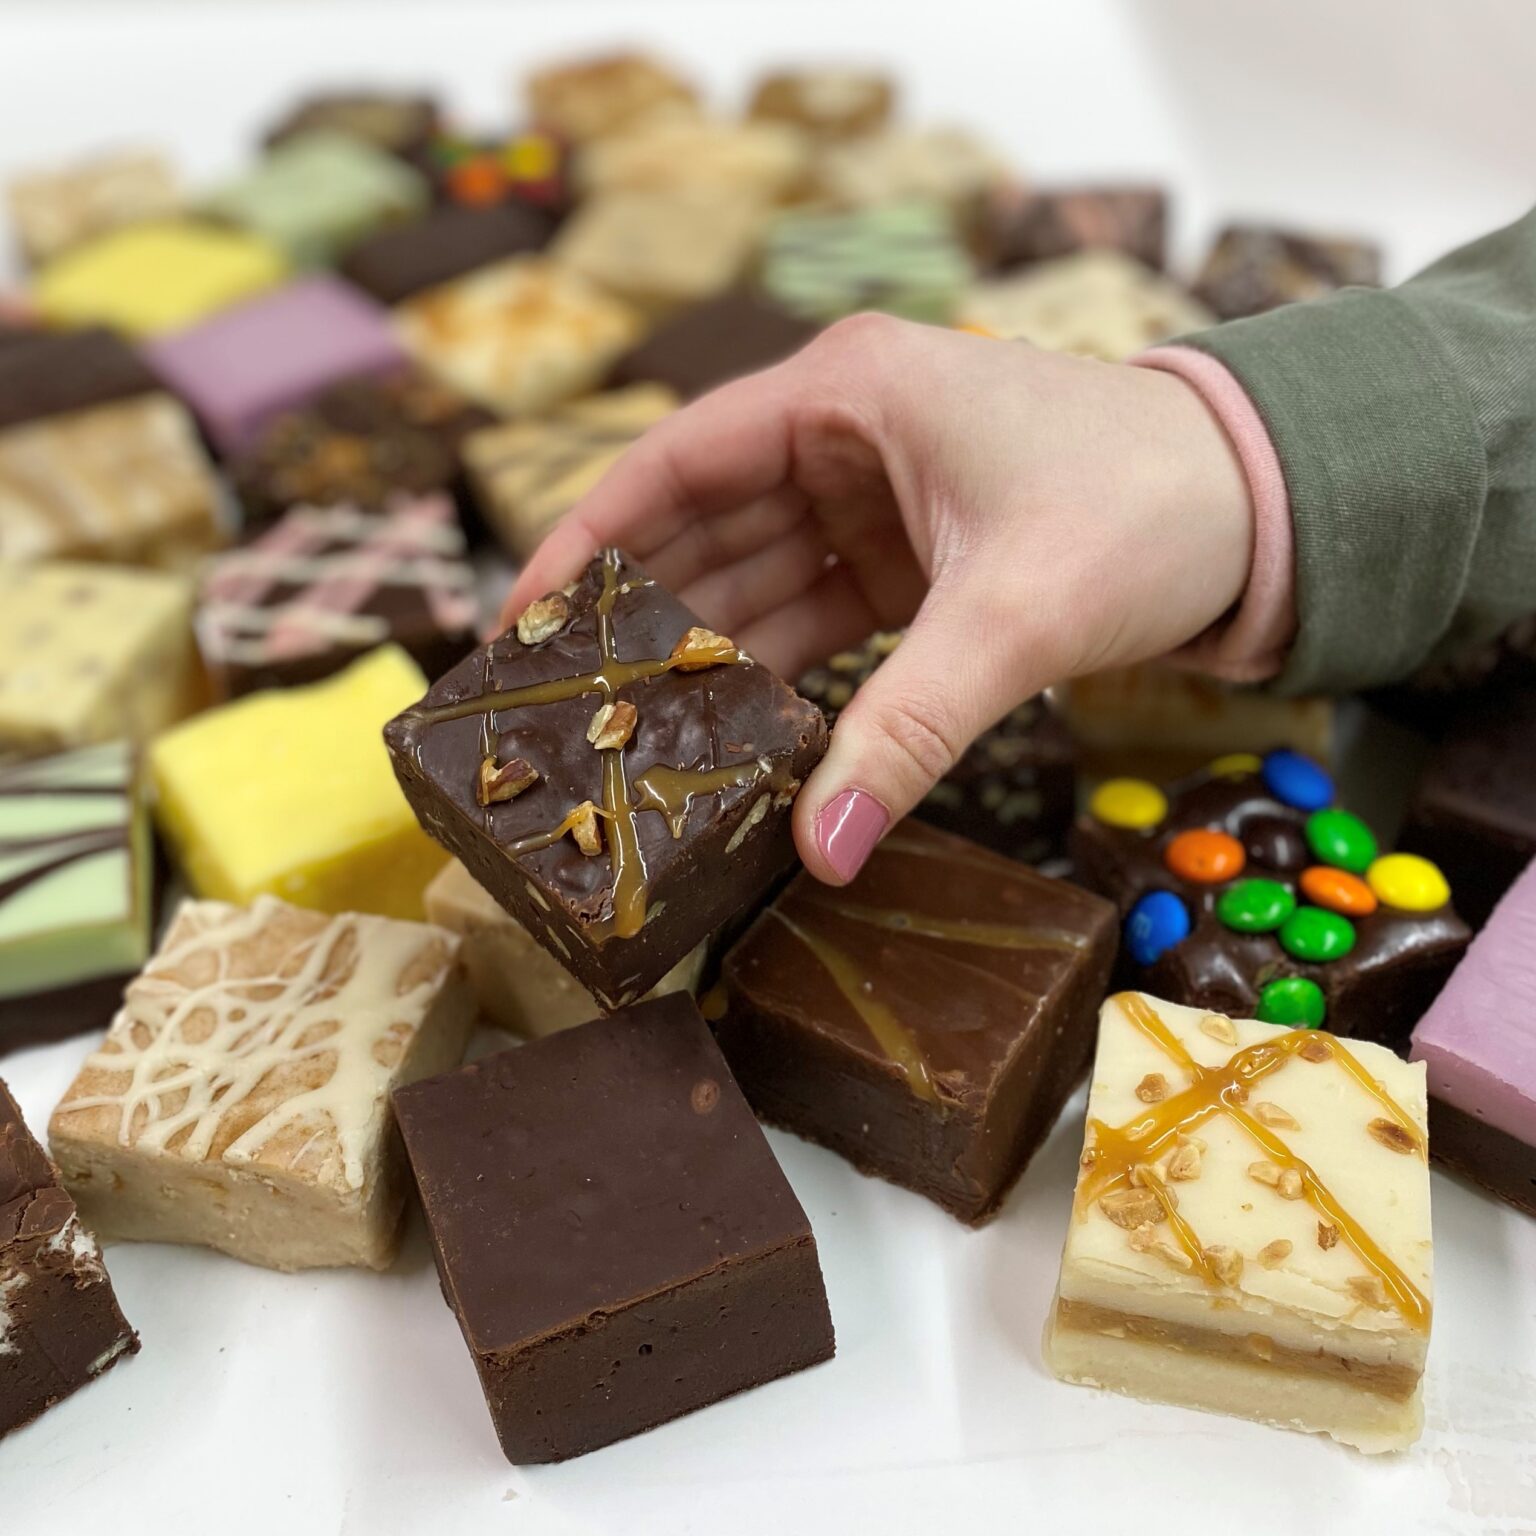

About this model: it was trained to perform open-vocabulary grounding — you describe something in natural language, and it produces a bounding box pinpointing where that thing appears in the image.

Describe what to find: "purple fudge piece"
[145,275,405,455]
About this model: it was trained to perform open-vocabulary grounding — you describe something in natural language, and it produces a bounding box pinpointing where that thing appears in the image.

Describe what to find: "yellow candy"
[1208,752,1263,778]
[1367,853,1451,913]
[1089,777,1167,831]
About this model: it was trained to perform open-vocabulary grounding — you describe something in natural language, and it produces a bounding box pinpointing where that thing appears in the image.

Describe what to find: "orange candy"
[447,157,506,206]
[1300,864,1378,917]
[1164,828,1245,884]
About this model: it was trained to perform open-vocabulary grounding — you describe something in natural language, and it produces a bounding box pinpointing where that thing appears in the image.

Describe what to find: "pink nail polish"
[815,788,890,883]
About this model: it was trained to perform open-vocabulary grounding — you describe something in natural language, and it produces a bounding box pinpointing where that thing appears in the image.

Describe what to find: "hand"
[504,314,1253,885]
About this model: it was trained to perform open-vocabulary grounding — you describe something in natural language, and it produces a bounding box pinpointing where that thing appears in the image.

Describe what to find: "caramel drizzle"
[1078,993,1429,1328]
[633,758,774,839]
[797,893,1086,952]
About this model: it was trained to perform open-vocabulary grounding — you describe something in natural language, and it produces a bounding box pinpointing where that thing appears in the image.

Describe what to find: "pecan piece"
[1368,1117,1417,1155]
[1203,1245,1244,1287]
[476,755,538,806]
[587,699,637,751]
[669,625,738,671]
[515,591,571,645]
[568,800,604,856]
[1098,1187,1164,1230]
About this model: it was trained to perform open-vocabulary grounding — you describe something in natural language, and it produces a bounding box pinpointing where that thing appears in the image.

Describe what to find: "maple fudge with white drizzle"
[1044,991,1433,1454]
[48,896,474,1272]
[384,548,828,1007]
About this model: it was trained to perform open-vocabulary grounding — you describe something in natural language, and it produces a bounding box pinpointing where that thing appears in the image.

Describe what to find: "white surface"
[2,2,1535,1531]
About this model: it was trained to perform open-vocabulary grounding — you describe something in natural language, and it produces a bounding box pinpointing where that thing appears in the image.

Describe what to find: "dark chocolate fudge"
[0,327,158,431]
[990,185,1168,272]
[385,548,827,1007]
[1,1079,138,1438]
[1071,750,1470,1049]
[1193,224,1382,320]
[715,819,1117,1223]
[393,995,835,1463]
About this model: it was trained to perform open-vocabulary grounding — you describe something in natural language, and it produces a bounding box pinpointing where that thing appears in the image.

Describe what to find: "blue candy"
[1261,749,1334,812]
[1125,890,1191,966]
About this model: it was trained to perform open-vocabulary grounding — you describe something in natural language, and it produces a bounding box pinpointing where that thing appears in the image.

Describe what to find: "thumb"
[791,583,1042,885]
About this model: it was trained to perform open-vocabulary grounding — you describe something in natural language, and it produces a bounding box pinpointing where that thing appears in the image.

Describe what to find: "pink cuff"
[1132,345,1297,683]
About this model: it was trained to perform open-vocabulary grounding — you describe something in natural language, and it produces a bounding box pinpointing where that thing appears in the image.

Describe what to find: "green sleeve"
[1181,206,1536,695]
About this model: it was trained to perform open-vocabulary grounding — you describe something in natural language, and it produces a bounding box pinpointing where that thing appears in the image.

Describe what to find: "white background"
[2,2,1535,1532]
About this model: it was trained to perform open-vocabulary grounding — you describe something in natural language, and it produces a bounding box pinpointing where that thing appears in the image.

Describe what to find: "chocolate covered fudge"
[718,820,1116,1222]
[1193,224,1382,320]
[0,326,160,432]
[1,1079,138,1439]
[384,548,828,1007]
[988,184,1168,271]
[393,995,835,1463]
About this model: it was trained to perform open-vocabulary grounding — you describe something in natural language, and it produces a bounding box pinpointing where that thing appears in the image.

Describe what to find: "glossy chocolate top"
[0,327,158,431]
[1411,682,1536,838]
[0,1080,56,1209]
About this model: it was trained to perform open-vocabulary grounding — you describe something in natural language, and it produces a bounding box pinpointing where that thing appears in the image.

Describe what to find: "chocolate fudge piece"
[748,69,895,140]
[340,202,556,305]
[0,326,159,432]
[1,1079,138,1439]
[1071,751,1470,1049]
[1411,858,1536,1216]
[989,185,1168,272]
[1193,224,1382,320]
[716,820,1116,1222]
[797,631,1075,863]
[196,495,479,697]
[384,549,828,1007]
[7,149,179,266]
[609,290,819,399]
[264,91,441,162]
[393,995,835,1462]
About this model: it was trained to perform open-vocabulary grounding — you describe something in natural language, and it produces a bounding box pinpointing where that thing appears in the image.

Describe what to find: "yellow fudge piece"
[34,219,287,337]
[150,645,445,919]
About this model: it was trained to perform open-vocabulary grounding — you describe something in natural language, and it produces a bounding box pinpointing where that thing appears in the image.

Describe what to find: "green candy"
[1304,808,1378,874]
[1216,878,1296,934]
[1256,976,1327,1029]
[1278,905,1356,963]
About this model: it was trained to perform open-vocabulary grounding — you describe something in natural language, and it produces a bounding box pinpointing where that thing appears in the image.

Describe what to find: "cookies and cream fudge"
[7,149,179,266]
[526,53,700,144]
[1045,991,1433,1453]
[49,896,474,1272]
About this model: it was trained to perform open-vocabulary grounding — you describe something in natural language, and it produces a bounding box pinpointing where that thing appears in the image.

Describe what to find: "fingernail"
[815,788,890,883]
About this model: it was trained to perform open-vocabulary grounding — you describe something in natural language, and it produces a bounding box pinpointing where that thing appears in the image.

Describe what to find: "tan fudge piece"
[526,54,700,144]
[8,150,179,266]
[816,127,1011,227]
[576,119,811,203]
[749,70,895,140]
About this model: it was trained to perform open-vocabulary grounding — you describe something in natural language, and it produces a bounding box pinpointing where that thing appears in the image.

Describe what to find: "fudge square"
[384,548,828,1007]
[717,819,1116,1222]
[393,994,835,1463]
[1045,992,1433,1454]
[1411,857,1536,1218]
[1,1078,138,1439]
[49,895,474,1272]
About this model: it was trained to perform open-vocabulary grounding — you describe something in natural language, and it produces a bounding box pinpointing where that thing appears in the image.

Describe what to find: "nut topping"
[587,699,637,751]
[1252,1101,1300,1130]
[1317,1222,1340,1250]
[1166,1143,1202,1182]
[1135,1072,1169,1104]
[1298,1036,1334,1063]
[1199,1012,1238,1045]
[1203,1245,1244,1287]
[515,591,571,645]
[1368,1117,1417,1155]
[1347,1274,1389,1308]
[669,625,738,671]
[1277,1168,1304,1200]
[476,755,539,806]
[568,800,604,856]
[1247,1160,1284,1189]
[1258,1239,1293,1269]
[1098,1188,1165,1229]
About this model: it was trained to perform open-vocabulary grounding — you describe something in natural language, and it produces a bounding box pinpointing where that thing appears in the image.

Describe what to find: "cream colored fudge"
[575,119,810,203]
[49,896,474,1272]
[525,53,701,144]
[1044,991,1433,1454]
[424,857,704,1037]
[8,149,179,266]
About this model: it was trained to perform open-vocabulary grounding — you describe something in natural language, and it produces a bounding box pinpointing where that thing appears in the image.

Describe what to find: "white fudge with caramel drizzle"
[1045,991,1432,1453]
[48,896,474,1272]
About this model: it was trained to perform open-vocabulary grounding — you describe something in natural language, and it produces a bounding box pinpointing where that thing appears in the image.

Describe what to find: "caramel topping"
[796,894,1088,952]
[632,759,776,839]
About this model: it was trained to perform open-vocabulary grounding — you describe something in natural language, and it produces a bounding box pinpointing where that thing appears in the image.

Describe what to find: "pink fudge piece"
[1411,857,1536,1144]
[145,275,405,454]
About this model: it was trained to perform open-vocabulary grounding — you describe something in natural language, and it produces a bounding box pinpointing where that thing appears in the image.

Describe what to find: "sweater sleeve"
[1176,205,1536,696]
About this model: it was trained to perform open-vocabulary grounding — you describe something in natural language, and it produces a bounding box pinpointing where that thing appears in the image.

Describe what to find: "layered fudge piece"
[394,995,835,1462]
[50,895,474,1271]
[797,631,1076,863]
[1,1080,138,1439]
[748,69,895,140]
[340,202,556,305]
[146,275,406,456]
[1194,224,1382,320]
[959,251,1212,360]
[0,393,224,568]
[608,290,819,399]
[0,562,199,758]
[394,256,643,416]
[264,90,441,162]
[462,384,677,559]
[1071,750,1470,1048]
[202,131,427,269]
[195,495,478,698]
[0,326,160,432]
[7,149,179,266]
[526,53,701,144]
[717,820,1116,1222]
[762,201,975,325]
[425,130,569,214]
[151,644,446,919]
[33,220,286,337]
[0,744,152,1054]
[1045,991,1433,1453]
[1411,858,1536,1216]
[425,858,704,1036]
[384,548,828,1007]
[988,185,1168,272]
[575,119,810,203]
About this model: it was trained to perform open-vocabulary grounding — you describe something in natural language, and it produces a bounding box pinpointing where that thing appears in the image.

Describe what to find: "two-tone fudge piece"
[1411,858,1536,1217]
[1046,991,1433,1453]
[50,895,474,1271]
[0,744,153,1053]
[384,548,828,1008]
[1193,224,1382,320]
[195,495,479,697]
[1,1080,137,1439]
[264,91,441,163]
[394,995,835,1462]
[717,820,1116,1222]
[526,53,700,144]
[748,69,895,140]
[0,324,161,432]
[6,149,179,267]
[1071,751,1470,1048]
[816,128,1012,237]
[0,562,200,759]
[988,185,1168,272]
[151,645,446,920]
